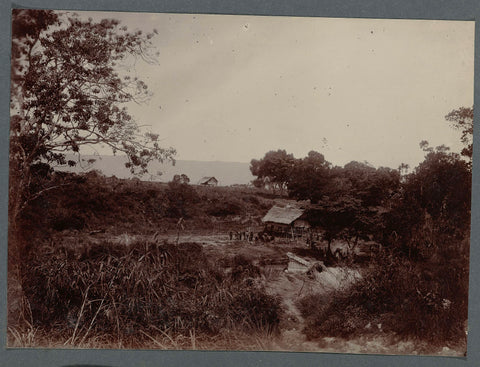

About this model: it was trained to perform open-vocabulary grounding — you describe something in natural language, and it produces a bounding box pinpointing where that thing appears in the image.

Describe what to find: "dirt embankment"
[262,259,361,351]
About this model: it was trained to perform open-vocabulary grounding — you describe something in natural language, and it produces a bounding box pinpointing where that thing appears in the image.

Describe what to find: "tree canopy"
[250,149,295,194]
[445,106,473,161]
[9,10,176,226]
[287,151,331,204]
[172,174,190,185]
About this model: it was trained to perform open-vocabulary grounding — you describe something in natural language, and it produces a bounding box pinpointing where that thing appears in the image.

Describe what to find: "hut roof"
[198,176,218,184]
[262,206,305,225]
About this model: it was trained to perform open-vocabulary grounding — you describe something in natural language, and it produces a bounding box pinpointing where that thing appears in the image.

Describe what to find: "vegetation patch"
[21,240,282,346]
[298,245,468,346]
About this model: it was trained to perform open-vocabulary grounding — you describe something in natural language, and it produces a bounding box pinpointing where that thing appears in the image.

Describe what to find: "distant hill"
[55,155,255,186]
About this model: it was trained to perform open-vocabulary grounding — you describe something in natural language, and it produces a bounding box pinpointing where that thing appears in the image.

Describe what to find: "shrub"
[299,246,468,344]
[50,208,86,231]
[206,198,243,217]
[19,172,272,242]
[165,182,200,218]
[229,254,261,281]
[243,195,260,205]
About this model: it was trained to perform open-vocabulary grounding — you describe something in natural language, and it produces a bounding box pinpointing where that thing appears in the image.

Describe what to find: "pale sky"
[75,11,474,170]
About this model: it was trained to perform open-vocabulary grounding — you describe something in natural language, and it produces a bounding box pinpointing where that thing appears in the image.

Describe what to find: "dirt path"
[265,272,322,351]
[262,262,362,352]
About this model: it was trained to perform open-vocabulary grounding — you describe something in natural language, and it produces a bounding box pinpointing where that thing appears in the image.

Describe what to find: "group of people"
[228,230,275,243]
[229,230,255,242]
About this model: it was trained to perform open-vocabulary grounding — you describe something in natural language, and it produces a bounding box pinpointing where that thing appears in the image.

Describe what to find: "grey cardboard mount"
[1,1,479,366]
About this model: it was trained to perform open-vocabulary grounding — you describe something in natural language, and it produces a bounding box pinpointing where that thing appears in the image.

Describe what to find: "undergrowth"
[20,240,282,347]
[297,245,468,347]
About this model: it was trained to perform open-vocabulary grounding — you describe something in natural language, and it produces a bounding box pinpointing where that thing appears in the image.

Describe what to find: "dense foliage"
[298,238,469,344]
[253,107,472,346]
[251,108,471,261]
[250,149,295,194]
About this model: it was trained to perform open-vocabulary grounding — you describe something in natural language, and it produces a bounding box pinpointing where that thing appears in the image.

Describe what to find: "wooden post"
[176,217,184,245]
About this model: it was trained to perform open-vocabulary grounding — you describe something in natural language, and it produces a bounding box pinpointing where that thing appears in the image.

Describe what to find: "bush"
[50,208,86,231]
[229,254,261,281]
[206,198,243,217]
[243,195,260,205]
[165,182,200,218]
[299,246,468,344]
[19,172,272,241]
[22,241,282,344]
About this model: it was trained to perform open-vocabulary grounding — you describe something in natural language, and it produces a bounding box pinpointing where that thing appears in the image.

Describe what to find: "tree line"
[250,108,472,258]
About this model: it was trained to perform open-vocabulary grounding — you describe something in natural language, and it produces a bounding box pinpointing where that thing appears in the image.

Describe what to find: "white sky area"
[74,11,474,170]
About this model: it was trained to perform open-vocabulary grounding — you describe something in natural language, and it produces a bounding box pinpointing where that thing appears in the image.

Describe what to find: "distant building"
[262,205,310,237]
[197,176,218,186]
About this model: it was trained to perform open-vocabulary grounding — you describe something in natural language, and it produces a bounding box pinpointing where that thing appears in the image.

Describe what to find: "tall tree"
[9,10,176,235]
[383,142,471,258]
[406,145,471,231]
[445,106,473,162]
[305,161,398,257]
[250,149,295,194]
[342,161,400,208]
[287,151,331,204]
[172,174,190,185]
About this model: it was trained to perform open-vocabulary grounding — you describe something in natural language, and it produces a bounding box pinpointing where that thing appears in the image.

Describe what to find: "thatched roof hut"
[197,176,218,186]
[262,206,305,225]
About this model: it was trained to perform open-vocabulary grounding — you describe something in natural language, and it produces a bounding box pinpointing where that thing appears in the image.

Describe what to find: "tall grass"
[20,240,283,347]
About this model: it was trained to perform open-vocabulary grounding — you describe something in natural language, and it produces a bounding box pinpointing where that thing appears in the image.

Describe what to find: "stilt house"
[262,205,310,238]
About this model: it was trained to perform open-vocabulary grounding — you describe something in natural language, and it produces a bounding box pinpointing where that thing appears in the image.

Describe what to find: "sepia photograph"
[7,9,474,356]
